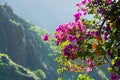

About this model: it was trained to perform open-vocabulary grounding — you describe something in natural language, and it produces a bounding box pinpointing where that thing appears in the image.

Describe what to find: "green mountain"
[0,53,40,80]
[0,4,58,80]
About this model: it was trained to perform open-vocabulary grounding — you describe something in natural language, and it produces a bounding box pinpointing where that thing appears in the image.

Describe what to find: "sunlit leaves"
[77,74,94,80]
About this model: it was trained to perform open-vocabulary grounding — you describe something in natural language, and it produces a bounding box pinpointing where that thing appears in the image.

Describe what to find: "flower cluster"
[55,20,87,46]
[63,44,78,60]
[55,20,102,56]
[110,73,120,80]
[53,0,120,79]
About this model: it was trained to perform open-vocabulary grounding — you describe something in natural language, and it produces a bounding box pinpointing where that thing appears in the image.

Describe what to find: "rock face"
[0,4,57,80]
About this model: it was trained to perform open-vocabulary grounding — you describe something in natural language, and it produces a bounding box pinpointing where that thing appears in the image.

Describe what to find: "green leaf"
[57,68,61,74]
[77,74,94,80]
[113,27,117,34]
[57,77,62,80]
[61,67,66,72]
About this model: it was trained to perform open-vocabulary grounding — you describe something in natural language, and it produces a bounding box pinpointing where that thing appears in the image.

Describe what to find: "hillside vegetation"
[0,4,57,80]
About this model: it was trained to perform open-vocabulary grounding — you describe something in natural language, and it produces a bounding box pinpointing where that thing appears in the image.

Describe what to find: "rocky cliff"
[0,4,57,80]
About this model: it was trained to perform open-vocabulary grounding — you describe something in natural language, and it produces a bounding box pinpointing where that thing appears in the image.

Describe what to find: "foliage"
[50,0,120,80]
[77,74,94,80]
[0,53,40,80]
[9,18,20,26]
[33,69,46,79]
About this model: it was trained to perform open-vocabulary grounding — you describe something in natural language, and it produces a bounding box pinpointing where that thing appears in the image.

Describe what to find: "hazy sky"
[2,0,81,34]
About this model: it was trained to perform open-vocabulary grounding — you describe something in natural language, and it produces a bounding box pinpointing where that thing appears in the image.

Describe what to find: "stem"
[99,19,105,38]
[99,1,116,32]
[104,55,113,68]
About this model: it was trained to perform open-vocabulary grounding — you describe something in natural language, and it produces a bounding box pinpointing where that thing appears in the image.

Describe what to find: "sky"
[1,0,81,34]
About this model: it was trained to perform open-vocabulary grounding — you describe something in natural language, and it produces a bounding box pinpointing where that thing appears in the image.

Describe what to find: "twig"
[104,55,113,68]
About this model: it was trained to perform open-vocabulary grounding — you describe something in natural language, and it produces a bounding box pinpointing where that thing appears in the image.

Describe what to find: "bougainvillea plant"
[44,0,120,80]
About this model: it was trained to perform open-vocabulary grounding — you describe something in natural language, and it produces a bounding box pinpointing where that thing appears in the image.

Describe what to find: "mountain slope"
[0,4,57,80]
[0,53,40,80]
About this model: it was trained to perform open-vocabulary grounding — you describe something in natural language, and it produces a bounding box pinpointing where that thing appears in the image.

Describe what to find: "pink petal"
[43,34,49,41]
[86,67,92,72]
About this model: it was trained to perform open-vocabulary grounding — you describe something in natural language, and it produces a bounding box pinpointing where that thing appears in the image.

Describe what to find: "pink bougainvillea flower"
[97,8,105,15]
[106,26,111,32]
[108,0,112,4]
[61,36,66,41]
[74,12,81,21]
[63,44,78,60]
[56,40,60,46]
[84,12,87,15]
[63,44,72,57]
[82,8,86,12]
[90,31,95,37]
[90,63,95,68]
[110,73,120,80]
[79,36,84,41]
[81,8,87,15]
[95,31,100,36]
[82,0,87,5]
[82,0,91,5]
[86,58,91,64]
[88,0,91,3]
[103,32,108,40]
[76,3,81,7]
[81,66,85,71]
[43,34,49,41]
[86,67,92,72]
[68,35,76,42]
